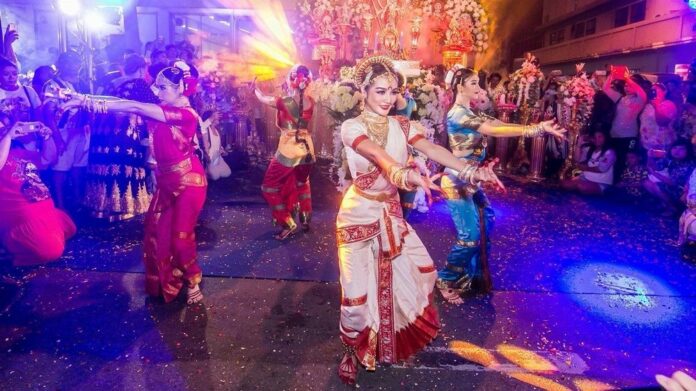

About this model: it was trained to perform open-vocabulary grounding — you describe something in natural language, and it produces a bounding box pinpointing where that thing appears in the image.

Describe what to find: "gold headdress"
[353,55,398,89]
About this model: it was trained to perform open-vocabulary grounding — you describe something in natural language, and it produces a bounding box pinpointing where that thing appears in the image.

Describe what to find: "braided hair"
[290,65,313,162]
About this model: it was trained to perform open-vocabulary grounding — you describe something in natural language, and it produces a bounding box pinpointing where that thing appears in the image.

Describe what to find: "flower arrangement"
[509,54,544,107]
[409,71,447,138]
[420,0,489,52]
[558,63,595,124]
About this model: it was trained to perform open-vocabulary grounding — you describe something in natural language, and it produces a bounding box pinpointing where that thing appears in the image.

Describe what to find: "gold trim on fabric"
[275,151,303,167]
[352,185,396,203]
[160,158,192,175]
[456,239,480,247]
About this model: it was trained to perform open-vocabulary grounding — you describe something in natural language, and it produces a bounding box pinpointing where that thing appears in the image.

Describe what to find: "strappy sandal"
[187,284,204,305]
[274,225,298,241]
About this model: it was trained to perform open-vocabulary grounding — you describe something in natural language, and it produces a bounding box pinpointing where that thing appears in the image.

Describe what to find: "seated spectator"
[679,168,696,245]
[676,81,696,149]
[0,116,75,265]
[644,139,695,216]
[561,130,616,195]
[616,148,648,199]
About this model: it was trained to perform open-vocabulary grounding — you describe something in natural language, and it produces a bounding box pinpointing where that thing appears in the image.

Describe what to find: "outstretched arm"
[63,95,166,123]
[412,138,504,191]
[477,119,566,139]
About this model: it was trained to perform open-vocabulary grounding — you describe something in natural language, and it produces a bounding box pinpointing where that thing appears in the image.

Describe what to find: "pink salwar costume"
[143,105,207,303]
[337,114,440,377]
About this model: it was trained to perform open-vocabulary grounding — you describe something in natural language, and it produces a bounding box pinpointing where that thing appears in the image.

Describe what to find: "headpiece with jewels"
[287,64,313,91]
[353,56,398,89]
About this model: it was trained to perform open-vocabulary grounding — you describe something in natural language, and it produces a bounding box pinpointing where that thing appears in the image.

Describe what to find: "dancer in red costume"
[253,65,315,240]
[62,63,207,304]
[0,118,76,265]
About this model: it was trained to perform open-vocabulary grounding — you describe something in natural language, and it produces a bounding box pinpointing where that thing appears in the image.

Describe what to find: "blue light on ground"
[563,262,683,325]
[690,0,696,11]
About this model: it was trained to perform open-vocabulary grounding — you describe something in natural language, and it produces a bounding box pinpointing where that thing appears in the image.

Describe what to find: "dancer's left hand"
[539,120,567,140]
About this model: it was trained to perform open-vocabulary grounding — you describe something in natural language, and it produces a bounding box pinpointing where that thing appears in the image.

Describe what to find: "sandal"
[302,223,310,233]
[338,345,359,385]
[274,225,298,241]
[187,284,204,305]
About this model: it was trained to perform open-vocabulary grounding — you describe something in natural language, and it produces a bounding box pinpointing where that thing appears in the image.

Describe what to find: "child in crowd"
[616,149,648,199]
[644,139,695,216]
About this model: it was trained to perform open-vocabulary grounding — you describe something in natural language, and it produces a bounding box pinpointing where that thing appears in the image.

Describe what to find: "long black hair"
[449,67,477,91]
[581,130,612,163]
[292,65,313,162]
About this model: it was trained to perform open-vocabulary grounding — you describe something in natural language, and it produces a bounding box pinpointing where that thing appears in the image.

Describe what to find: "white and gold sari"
[337,113,439,370]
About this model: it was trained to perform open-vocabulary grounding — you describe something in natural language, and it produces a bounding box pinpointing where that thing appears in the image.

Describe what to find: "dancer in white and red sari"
[336,56,504,384]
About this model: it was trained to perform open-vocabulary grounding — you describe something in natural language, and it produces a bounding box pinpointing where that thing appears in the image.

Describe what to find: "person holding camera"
[603,67,647,181]
[0,116,76,265]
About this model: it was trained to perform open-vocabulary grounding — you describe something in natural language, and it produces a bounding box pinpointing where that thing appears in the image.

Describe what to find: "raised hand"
[539,120,567,140]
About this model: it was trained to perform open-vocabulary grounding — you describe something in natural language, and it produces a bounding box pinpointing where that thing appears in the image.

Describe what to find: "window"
[615,7,629,27]
[571,21,585,39]
[585,18,596,35]
[549,28,565,45]
[615,1,646,28]
[630,1,646,23]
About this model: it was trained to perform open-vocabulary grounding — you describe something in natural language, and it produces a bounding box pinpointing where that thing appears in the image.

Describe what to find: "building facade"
[515,0,696,75]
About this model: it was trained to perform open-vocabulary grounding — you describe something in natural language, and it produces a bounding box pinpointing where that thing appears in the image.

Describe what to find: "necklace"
[360,110,389,149]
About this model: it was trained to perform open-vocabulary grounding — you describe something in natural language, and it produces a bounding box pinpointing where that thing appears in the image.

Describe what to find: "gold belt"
[160,158,192,174]
[353,185,396,202]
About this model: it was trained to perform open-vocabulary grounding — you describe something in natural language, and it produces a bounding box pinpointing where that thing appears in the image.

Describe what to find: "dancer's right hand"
[406,169,440,206]
[473,159,506,193]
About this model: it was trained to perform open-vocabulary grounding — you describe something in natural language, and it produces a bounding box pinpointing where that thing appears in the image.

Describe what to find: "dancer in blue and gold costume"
[437,68,566,304]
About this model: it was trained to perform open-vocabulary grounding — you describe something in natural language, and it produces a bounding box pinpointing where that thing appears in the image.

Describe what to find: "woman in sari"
[336,56,504,384]
[62,63,207,304]
[437,68,565,303]
[253,65,315,240]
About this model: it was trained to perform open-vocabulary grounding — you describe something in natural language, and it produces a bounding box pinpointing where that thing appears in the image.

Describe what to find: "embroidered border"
[354,168,382,191]
[336,221,380,245]
[386,197,403,218]
[418,265,437,274]
[376,236,395,364]
[341,294,368,306]
[408,134,425,145]
[352,134,369,150]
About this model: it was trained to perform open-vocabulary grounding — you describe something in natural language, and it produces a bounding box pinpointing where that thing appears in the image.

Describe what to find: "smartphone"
[611,65,628,80]
[8,23,16,33]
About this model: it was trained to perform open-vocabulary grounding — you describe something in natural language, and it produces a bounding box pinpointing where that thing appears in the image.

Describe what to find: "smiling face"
[364,75,399,117]
[456,74,482,102]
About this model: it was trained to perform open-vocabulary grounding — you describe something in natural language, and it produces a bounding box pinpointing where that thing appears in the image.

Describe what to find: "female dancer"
[336,56,504,384]
[254,65,315,240]
[437,68,565,303]
[63,64,207,304]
